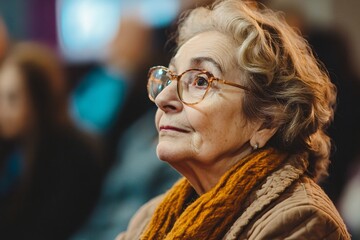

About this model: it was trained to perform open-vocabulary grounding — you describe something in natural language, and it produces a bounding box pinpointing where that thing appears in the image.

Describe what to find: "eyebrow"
[191,57,223,74]
[169,56,224,74]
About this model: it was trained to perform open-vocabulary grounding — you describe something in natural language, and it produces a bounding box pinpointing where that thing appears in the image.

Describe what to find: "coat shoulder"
[243,177,351,240]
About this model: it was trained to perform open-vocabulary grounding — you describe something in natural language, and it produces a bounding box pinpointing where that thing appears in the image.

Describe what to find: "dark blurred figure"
[0,42,103,240]
[69,14,155,171]
[307,29,360,205]
[310,30,360,239]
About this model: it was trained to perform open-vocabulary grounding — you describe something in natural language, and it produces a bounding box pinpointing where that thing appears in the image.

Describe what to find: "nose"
[155,80,183,113]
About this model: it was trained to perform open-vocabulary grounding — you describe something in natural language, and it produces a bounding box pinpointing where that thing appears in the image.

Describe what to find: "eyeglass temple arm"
[217,79,251,92]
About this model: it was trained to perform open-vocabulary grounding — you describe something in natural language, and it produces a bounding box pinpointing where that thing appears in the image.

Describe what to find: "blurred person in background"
[69,0,214,155]
[0,42,103,240]
[70,12,181,240]
[309,29,360,208]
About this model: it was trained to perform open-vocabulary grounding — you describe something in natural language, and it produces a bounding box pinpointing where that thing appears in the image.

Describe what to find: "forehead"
[172,31,236,72]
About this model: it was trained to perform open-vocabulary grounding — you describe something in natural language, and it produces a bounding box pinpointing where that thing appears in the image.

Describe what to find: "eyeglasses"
[147,66,250,105]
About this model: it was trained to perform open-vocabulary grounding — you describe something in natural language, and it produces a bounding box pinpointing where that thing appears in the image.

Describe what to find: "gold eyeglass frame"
[147,66,250,105]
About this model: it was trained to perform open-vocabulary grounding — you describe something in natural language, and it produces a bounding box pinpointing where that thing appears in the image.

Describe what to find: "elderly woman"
[117,0,350,239]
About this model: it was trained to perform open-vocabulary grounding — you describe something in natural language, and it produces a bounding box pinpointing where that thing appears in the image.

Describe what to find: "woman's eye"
[194,76,209,87]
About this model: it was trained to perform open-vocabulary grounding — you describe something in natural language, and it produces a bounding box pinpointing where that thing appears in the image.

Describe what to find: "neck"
[170,145,253,195]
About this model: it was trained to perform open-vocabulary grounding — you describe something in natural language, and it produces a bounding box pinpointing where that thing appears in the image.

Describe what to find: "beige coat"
[117,158,351,240]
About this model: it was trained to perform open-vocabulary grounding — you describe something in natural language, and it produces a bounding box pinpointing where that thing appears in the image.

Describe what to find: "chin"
[156,142,187,163]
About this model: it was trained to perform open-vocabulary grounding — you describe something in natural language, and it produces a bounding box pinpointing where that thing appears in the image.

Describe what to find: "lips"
[159,125,189,133]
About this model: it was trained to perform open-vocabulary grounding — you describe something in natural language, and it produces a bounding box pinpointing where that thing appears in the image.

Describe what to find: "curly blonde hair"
[176,0,336,182]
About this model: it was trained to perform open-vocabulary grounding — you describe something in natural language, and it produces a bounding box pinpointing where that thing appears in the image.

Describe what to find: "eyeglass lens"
[148,68,171,100]
[148,67,210,104]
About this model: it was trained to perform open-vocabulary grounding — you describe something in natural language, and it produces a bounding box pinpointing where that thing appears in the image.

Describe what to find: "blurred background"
[0,0,359,239]
[0,0,360,72]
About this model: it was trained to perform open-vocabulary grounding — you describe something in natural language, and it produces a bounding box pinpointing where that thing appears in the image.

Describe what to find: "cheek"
[185,109,217,153]
[189,105,250,154]
[192,125,227,153]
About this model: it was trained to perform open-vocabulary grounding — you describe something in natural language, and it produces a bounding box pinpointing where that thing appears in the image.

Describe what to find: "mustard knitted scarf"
[141,148,288,240]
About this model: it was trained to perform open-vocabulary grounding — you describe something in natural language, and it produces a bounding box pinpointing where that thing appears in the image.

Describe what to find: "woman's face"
[0,63,32,140]
[155,31,260,167]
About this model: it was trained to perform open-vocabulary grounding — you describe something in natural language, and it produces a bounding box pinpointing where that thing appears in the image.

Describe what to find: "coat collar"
[223,154,308,240]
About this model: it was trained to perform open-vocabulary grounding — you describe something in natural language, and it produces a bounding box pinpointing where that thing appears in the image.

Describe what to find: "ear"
[250,126,278,149]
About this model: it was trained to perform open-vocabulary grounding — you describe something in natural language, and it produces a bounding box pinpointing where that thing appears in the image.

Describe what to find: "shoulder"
[244,177,351,240]
[115,194,164,240]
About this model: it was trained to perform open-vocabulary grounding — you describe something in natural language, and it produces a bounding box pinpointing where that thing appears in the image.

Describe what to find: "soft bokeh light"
[137,0,180,27]
[57,0,122,62]
[56,0,180,63]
